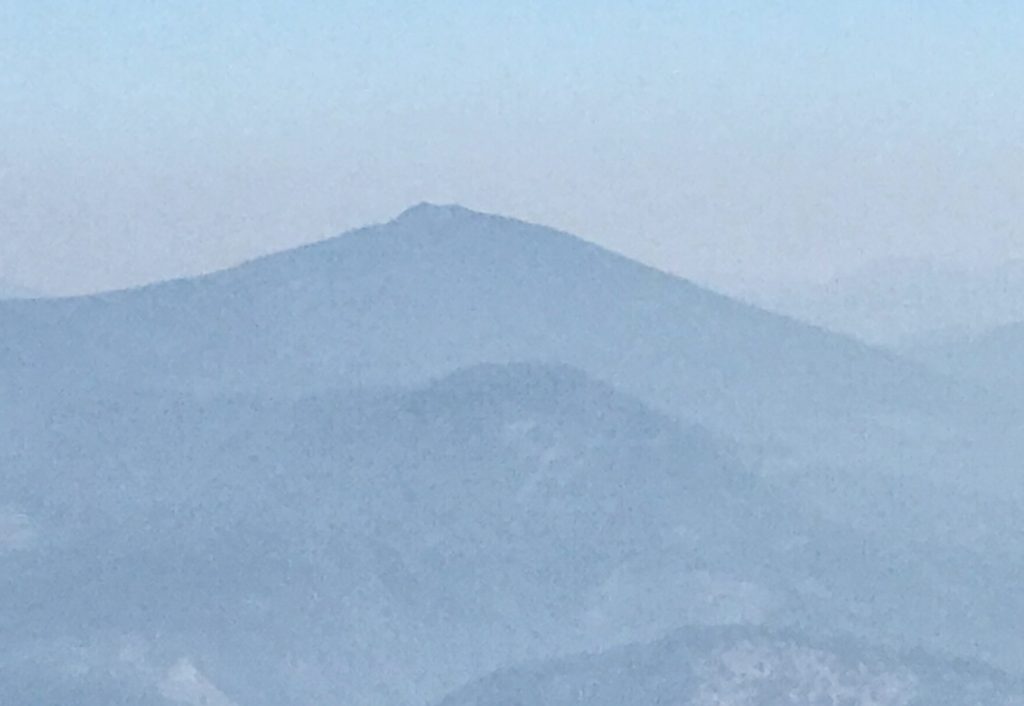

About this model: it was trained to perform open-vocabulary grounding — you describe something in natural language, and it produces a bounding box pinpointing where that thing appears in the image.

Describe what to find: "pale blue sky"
[1,1,1021,294]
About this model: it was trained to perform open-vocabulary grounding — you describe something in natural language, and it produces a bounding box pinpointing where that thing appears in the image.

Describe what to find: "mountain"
[0,204,1008,488]
[0,364,860,705]
[4,363,1021,706]
[5,205,1024,703]
[437,626,1024,706]
[6,204,1019,564]
[0,364,744,704]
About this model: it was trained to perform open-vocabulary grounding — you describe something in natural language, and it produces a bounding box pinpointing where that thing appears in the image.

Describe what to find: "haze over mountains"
[0,279,40,300]
[734,256,1024,402]
[4,205,1024,705]
[740,257,1024,348]
[907,321,1024,400]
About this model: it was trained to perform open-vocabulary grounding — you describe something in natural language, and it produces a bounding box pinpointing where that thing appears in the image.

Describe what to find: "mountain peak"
[393,202,481,225]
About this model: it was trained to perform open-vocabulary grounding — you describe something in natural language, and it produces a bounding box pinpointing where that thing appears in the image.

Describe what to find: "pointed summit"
[393,202,481,226]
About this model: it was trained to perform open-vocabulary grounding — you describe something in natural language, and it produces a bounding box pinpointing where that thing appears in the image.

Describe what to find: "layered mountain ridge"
[4,205,1024,705]
[1,204,1005,477]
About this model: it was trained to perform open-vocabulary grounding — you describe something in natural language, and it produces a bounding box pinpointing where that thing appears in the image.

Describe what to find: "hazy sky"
[1,0,1021,295]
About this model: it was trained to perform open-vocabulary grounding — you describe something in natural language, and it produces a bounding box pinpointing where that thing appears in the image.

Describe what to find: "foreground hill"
[0,364,811,705]
[3,363,1018,706]
[438,626,1024,706]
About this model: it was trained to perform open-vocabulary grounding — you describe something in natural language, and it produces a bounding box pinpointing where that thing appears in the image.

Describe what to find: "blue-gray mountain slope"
[3,364,1018,706]
[0,204,1008,481]
[4,206,1024,704]
[437,626,1024,706]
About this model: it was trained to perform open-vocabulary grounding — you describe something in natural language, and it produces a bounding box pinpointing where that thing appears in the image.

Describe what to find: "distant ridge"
[909,320,1024,400]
